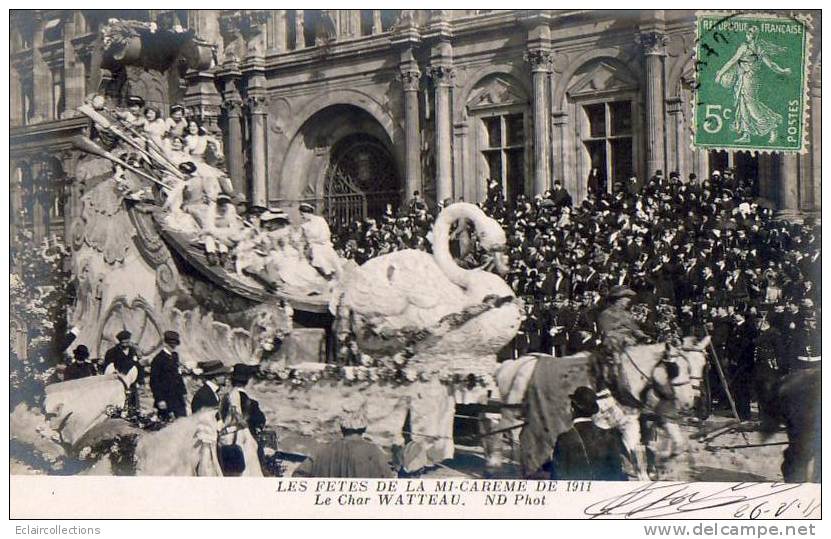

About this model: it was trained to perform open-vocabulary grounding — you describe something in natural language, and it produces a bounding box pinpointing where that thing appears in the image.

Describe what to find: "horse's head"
[670,338,710,411]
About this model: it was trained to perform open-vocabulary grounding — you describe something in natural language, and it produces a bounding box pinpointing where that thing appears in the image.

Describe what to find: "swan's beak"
[492,251,509,276]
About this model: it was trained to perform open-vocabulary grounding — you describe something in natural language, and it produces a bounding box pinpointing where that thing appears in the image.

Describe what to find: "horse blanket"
[517,353,593,476]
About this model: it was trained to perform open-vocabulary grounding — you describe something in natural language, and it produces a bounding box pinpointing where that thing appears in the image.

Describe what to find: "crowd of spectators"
[333,170,821,418]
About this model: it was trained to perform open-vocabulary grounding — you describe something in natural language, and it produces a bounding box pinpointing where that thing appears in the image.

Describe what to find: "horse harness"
[620,347,702,392]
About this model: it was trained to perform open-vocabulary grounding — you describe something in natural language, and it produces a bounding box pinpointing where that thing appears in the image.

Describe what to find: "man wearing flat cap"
[103,329,144,412]
[551,387,627,481]
[150,331,188,420]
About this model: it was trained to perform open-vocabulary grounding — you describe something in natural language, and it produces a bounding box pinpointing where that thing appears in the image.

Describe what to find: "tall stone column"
[294,10,305,49]
[32,13,51,122]
[757,154,774,200]
[666,97,684,176]
[429,65,455,203]
[32,167,47,242]
[778,154,800,211]
[246,95,269,206]
[453,122,469,200]
[694,149,709,183]
[10,161,22,243]
[638,30,668,177]
[526,48,553,195]
[349,10,362,37]
[222,98,245,196]
[399,64,422,201]
[268,10,287,53]
[217,65,246,196]
[59,151,80,241]
[372,10,383,34]
[810,68,821,211]
[10,67,23,126]
[552,111,572,195]
[63,12,85,114]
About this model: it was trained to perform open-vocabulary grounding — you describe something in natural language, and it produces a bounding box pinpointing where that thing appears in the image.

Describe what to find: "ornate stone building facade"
[10,9,821,241]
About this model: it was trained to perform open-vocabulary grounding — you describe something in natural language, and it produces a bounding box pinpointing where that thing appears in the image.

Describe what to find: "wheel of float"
[97,296,164,360]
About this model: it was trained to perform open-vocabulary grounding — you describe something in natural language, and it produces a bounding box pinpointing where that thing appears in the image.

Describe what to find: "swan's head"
[475,216,509,276]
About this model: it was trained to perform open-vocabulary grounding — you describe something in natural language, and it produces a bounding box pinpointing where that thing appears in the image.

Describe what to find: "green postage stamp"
[694,12,811,152]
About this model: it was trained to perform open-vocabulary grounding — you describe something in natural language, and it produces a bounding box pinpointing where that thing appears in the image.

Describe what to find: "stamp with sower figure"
[693,12,811,153]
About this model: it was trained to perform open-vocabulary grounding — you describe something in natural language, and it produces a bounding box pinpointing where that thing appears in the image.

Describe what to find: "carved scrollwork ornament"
[156,258,180,295]
[221,97,244,117]
[245,95,268,115]
[427,65,455,86]
[524,49,554,73]
[636,30,668,56]
[398,68,422,92]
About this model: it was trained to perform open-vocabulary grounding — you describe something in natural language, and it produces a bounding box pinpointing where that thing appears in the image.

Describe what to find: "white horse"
[45,376,256,476]
[493,336,709,478]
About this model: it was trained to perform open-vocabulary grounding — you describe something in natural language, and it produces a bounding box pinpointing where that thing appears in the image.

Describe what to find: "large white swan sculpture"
[335,202,522,368]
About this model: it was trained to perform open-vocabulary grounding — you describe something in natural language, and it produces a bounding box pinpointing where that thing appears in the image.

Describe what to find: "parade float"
[35,16,525,473]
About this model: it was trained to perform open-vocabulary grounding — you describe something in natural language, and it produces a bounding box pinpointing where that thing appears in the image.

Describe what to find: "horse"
[759,366,821,483]
[493,336,709,478]
[44,375,253,476]
[134,409,227,476]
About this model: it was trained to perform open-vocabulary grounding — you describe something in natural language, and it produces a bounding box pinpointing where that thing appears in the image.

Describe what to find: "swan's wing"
[386,253,459,311]
[341,258,409,317]
[342,251,459,319]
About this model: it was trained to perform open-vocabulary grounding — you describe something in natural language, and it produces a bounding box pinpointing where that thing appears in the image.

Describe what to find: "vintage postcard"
[8,6,821,522]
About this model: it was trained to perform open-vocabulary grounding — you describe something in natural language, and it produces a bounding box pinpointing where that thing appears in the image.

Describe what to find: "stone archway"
[278,104,403,226]
[327,133,401,222]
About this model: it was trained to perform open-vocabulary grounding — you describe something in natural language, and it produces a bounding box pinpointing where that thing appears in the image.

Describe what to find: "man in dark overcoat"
[150,331,188,420]
[191,360,230,414]
[551,387,627,481]
[103,329,144,412]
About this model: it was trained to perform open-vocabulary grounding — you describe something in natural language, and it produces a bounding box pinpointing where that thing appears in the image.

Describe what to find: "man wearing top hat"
[103,329,144,412]
[220,364,266,437]
[191,360,230,414]
[150,331,188,420]
[551,387,627,481]
[217,364,267,475]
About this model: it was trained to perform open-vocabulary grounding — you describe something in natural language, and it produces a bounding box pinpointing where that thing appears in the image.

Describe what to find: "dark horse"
[759,366,821,483]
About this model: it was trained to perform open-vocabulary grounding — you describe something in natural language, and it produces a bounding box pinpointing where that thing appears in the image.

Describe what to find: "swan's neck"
[432,204,478,290]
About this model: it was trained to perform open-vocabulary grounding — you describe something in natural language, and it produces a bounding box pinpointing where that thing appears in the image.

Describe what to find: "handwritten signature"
[583,482,819,519]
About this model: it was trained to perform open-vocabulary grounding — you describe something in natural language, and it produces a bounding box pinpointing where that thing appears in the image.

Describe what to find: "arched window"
[466,74,530,203]
[567,58,641,194]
